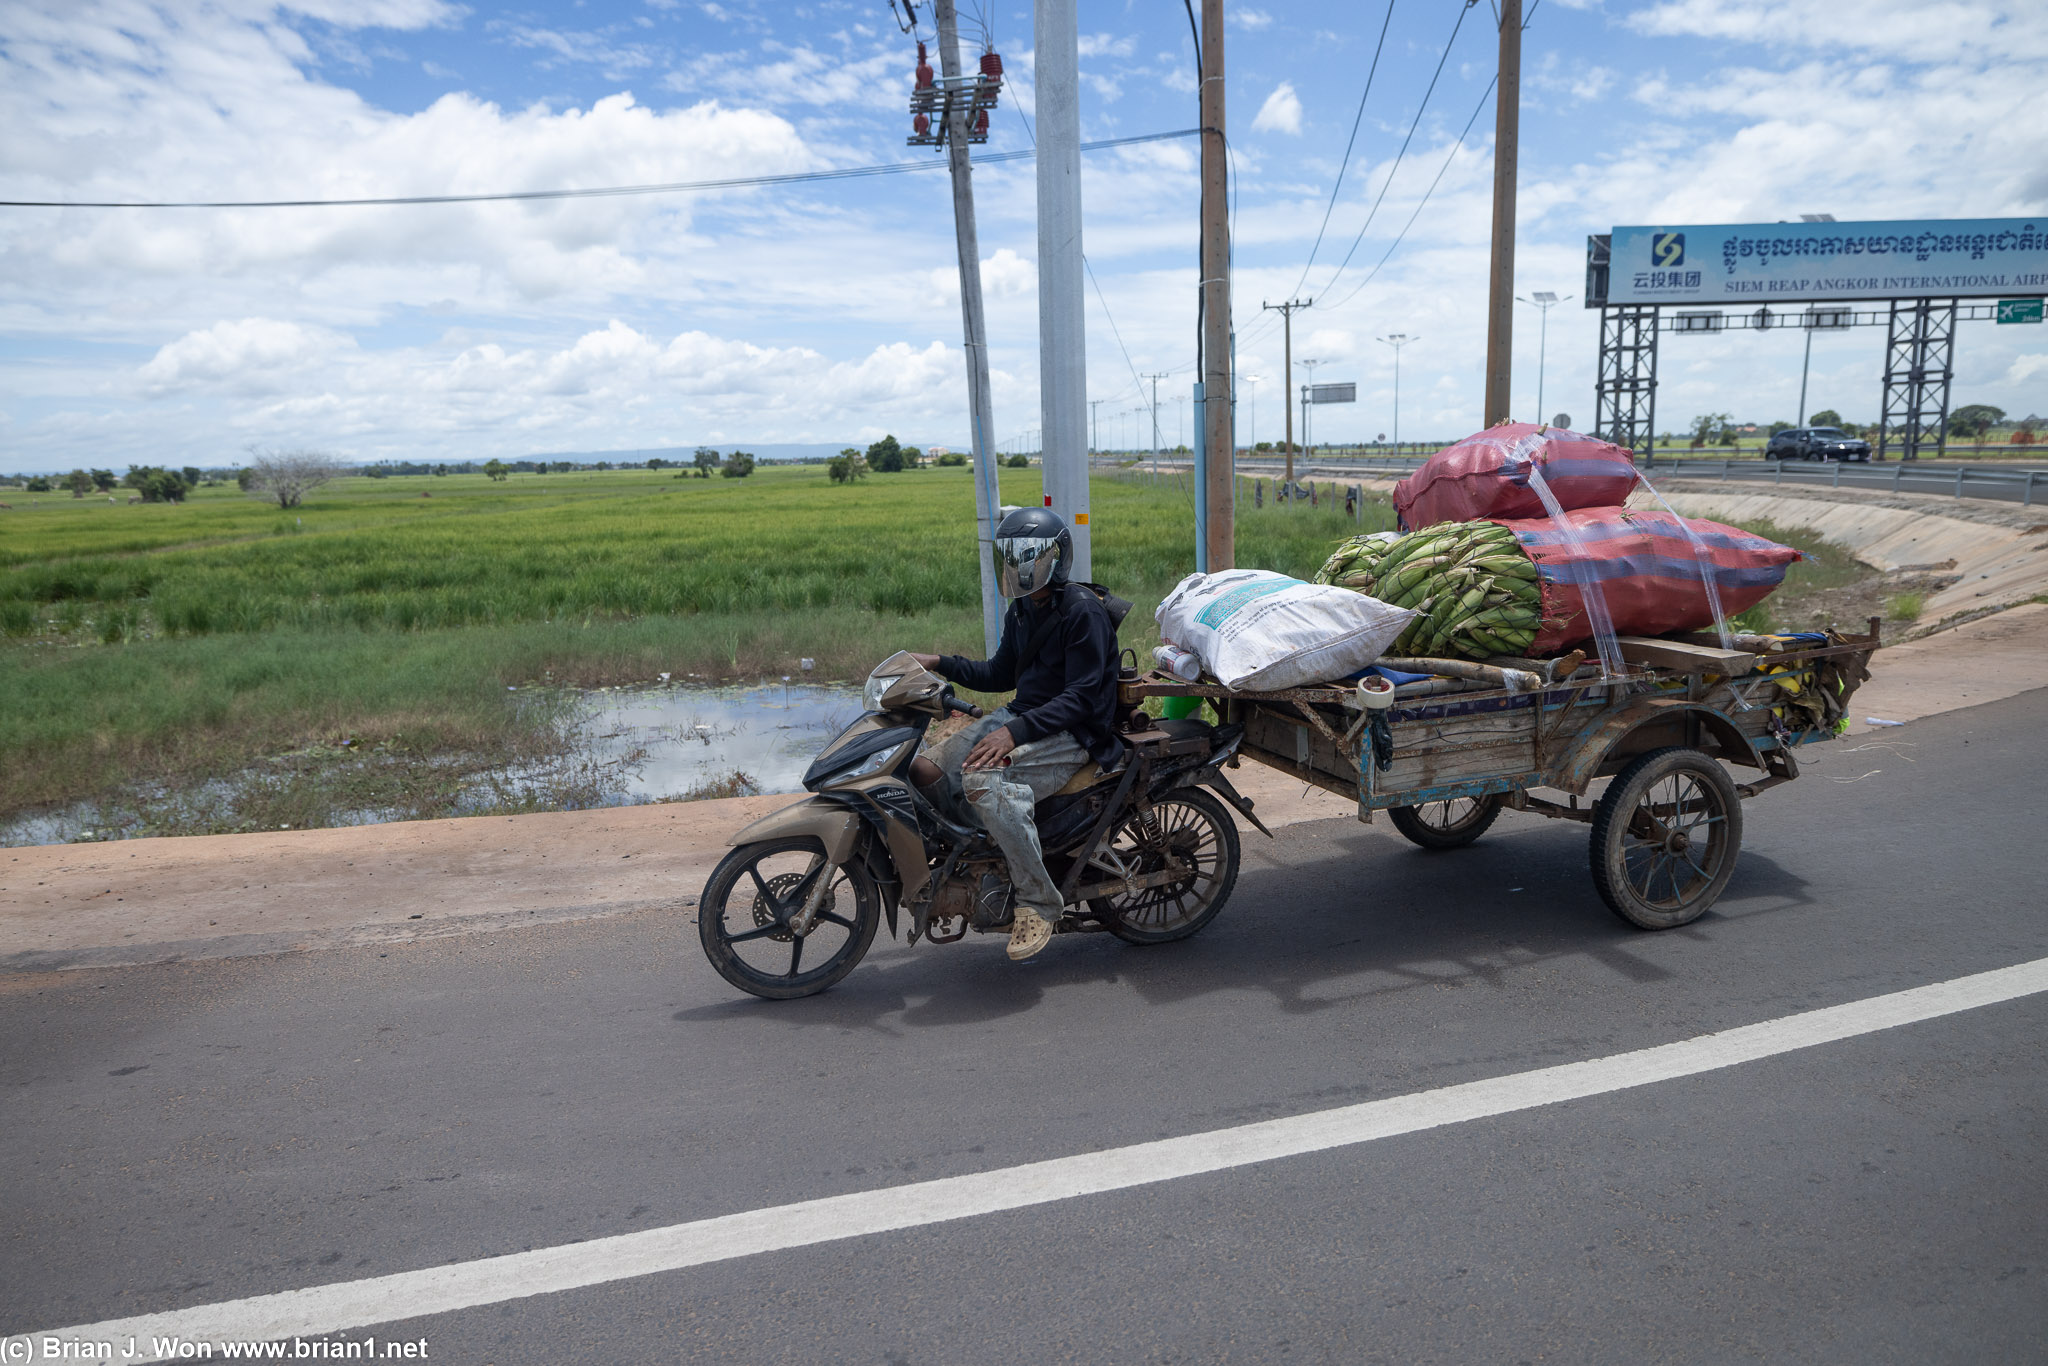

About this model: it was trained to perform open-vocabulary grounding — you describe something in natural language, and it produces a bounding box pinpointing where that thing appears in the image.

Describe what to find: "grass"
[2,465,1376,824]
[4,463,1892,835]
[1718,518,1911,636]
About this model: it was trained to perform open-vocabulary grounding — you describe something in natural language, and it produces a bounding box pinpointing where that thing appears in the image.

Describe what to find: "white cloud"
[1251,81,1303,136]
[1628,0,2048,63]
[1230,9,1274,30]
[928,248,1037,305]
[1076,33,1137,58]
[137,318,349,396]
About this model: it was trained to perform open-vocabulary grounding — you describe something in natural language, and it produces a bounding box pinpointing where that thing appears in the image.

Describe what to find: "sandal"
[1006,907,1055,961]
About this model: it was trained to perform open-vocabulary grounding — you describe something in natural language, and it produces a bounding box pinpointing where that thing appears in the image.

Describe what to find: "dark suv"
[1767,427,1872,461]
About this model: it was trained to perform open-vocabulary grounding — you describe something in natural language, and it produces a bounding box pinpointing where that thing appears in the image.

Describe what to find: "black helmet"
[992,506,1072,598]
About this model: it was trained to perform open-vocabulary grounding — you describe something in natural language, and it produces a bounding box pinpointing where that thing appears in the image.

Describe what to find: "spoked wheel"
[1388,794,1503,850]
[699,836,880,999]
[1090,788,1241,945]
[1590,747,1743,930]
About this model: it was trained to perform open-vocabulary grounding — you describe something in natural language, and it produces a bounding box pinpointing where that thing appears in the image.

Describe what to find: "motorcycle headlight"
[809,742,903,790]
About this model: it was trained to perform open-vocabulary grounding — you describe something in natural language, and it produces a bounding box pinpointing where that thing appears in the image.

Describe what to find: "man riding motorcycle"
[907,507,1124,962]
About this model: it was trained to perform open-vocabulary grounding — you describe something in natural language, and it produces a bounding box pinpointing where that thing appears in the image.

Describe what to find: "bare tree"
[244,446,340,508]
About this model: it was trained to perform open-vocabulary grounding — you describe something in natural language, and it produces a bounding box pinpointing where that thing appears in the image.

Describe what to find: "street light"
[1515,291,1571,426]
[1243,374,1262,453]
[1297,358,1321,458]
[1377,335,1416,451]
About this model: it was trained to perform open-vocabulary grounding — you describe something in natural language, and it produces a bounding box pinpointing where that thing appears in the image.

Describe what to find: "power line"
[1282,0,1397,302]
[1318,76,1496,314]
[0,129,1198,210]
[1311,0,1477,298]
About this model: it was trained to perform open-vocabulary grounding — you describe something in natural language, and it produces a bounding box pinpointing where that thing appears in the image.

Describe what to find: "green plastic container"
[1160,695,1207,722]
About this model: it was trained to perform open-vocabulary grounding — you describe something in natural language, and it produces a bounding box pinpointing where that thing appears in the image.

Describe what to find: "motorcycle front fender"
[727,797,862,866]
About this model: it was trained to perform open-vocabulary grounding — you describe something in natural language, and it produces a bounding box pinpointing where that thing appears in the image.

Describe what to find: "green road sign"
[1996,297,2044,324]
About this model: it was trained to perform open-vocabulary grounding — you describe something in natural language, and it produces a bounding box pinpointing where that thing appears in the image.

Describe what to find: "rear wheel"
[699,837,880,999]
[1388,794,1503,850]
[1091,788,1240,945]
[1589,747,1742,930]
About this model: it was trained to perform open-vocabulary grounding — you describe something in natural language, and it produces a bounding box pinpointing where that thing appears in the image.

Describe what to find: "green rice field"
[0,464,1383,822]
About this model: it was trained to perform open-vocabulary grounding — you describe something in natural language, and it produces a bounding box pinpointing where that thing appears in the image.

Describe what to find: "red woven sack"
[1491,508,1802,655]
[1394,423,1640,530]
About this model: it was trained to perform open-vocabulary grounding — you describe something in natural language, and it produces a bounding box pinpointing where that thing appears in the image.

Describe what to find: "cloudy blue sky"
[1,0,2044,472]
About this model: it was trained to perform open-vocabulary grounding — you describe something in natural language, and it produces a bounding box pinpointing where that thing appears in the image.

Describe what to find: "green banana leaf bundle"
[1313,521,1542,660]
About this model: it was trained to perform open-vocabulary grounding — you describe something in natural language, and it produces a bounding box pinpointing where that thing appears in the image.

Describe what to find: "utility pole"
[1199,0,1233,570]
[1379,334,1414,451]
[1035,0,1090,576]
[1089,397,1104,453]
[1483,0,1522,427]
[1262,297,1310,482]
[931,0,1004,652]
[1144,371,1170,475]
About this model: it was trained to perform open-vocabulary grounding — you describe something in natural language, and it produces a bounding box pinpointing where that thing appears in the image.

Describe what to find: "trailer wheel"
[1388,795,1503,850]
[1590,747,1742,930]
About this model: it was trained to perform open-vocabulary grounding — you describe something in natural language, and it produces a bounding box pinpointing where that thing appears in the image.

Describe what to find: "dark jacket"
[937,583,1124,767]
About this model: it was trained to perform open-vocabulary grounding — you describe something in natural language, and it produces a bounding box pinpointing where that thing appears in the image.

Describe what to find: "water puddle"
[2,682,863,847]
[564,681,861,801]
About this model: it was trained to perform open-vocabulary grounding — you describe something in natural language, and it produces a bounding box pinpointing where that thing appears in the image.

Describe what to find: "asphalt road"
[5,689,2045,1363]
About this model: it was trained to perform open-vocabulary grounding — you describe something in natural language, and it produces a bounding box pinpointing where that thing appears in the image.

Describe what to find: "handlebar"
[942,692,984,720]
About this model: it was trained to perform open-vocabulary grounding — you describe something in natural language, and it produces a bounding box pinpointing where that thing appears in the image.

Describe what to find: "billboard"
[1605,218,2048,306]
[1308,383,1356,404]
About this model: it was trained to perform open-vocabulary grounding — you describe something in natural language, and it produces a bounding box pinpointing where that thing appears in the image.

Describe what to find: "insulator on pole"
[916,41,934,90]
[914,112,931,136]
[972,108,989,135]
[980,50,1003,79]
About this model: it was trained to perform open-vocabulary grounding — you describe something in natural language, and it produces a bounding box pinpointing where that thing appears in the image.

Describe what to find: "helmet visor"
[994,535,1061,598]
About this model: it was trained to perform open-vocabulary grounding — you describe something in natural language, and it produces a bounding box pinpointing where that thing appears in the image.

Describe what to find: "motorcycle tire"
[1091,788,1241,945]
[699,836,881,999]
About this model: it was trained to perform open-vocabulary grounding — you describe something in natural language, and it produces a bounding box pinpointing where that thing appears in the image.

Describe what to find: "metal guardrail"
[1635,456,2045,506]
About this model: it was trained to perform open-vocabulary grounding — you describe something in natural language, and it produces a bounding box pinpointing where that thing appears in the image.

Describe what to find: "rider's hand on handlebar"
[907,652,943,671]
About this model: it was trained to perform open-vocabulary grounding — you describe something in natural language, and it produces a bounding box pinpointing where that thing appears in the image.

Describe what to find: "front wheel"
[1388,795,1503,850]
[1589,747,1742,930]
[1091,788,1241,944]
[699,836,881,999]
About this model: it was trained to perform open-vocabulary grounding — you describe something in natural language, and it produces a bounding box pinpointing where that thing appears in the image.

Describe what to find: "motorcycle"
[698,651,1271,999]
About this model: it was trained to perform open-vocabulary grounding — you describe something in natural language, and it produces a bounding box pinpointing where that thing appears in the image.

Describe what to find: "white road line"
[12,956,2048,1363]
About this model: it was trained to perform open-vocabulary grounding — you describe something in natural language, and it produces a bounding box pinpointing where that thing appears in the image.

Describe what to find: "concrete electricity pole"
[1035,0,1090,577]
[1089,397,1105,453]
[1199,0,1234,570]
[933,0,1004,651]
[1262,296,1310,483]
[1482,0,1522,427]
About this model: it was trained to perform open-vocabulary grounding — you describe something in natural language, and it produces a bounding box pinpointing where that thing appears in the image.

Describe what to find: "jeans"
[921,706,1091,923]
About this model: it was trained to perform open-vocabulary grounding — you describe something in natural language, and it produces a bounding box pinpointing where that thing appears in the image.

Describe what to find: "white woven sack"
[1156,570,1416,692]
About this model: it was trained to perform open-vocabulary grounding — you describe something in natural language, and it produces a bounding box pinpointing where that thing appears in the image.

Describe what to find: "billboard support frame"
[1594,304,1659,459]
[1880,298,1957,462]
